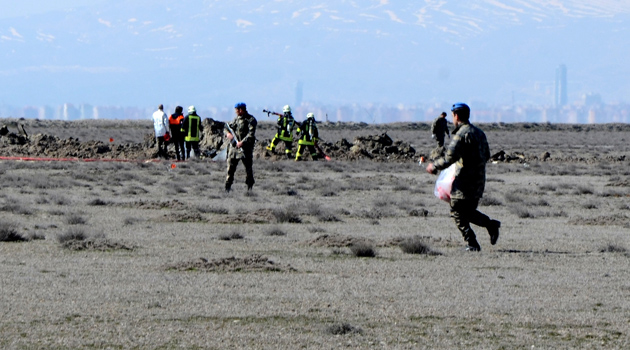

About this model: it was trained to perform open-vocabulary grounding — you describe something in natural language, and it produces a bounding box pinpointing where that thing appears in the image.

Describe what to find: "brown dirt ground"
[1,118,629,349]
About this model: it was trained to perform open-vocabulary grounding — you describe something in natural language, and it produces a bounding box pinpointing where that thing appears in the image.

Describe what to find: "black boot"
[487,220,501,245]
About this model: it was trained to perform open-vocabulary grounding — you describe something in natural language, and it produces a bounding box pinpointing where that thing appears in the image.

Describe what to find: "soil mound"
[165,254,296,272]
[257,132,416,162]
[61,237,136,251]
[308,234,375,248]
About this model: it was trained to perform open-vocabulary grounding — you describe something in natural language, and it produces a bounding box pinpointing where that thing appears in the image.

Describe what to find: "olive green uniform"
[433,122,493,249]
[225,112,257,191]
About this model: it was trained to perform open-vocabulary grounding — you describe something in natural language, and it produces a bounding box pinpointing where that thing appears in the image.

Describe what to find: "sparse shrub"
[50,194,70,206]
[308,226,326,233]
[600,244,627,253]
[65,214,87,225]
[326,323,363,335]
[123,217,140,226]
[0,202,33,215]
[480,196,503,206]
[265,227,286,236]
[504,192,524,203]
[273,208,302,223]
[510,206,536,219]
[399,236,441,255]
[408,208,429,217]
[350,241,376,257]
[317,212,341,222]
[197,205,229,215]
[582,201,598,209]
[88,198,108,206]
[286,189,298,196]
[576,185,594,195]
[123,186,149,195]
[57,228,87,243]
[218,231,244,241]
[0,222,28,242]
[539,184,557,192]
[599,189,624,198]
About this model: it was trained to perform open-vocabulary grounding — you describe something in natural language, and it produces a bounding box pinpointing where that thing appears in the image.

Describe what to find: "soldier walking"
[225,102,257,192]
[426,103,501,252]
[431,111,450,148]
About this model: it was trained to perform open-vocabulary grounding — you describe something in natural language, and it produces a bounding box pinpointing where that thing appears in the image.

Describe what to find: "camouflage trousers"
[225,156,255,190]
[450,198,491,245]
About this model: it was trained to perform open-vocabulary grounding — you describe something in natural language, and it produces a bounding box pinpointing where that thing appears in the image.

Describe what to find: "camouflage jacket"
[433,123,490,200]
[227,112,257,159]
[431,117,450,138]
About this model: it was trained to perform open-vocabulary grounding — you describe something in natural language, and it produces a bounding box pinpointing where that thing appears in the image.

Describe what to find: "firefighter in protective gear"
[266,105,295,158]
[295,113,319,161]
[182,106,203,159]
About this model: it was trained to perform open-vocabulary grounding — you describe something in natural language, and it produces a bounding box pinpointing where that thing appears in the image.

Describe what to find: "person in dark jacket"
[431,111,450,147]
[182,106,203,159]
[426,103,500,252]
[168,106,186,161]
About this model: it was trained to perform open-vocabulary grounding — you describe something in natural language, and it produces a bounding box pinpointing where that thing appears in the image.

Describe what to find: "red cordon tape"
[0,156,160,163]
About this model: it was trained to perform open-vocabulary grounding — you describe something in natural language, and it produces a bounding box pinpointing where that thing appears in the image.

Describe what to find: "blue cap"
[451,102,470,113]
[234,102,246,109]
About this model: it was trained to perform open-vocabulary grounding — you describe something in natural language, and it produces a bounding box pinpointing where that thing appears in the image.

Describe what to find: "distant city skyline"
[2,97,628,124]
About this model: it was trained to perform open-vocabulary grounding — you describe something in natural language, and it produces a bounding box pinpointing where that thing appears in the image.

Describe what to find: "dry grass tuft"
[399,236,442,255]
[326,323,363,335]
[265,227,287,236]
[0,222,29,242]
[272,208,302,223]
[57,228,87,243]
[218,231,244,241]
[600,243,627,253]
[350,241,377,257]
[65,214,88,225]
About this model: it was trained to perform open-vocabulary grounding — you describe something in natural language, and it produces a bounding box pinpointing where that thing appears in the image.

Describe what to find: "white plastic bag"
[434,163,457,202]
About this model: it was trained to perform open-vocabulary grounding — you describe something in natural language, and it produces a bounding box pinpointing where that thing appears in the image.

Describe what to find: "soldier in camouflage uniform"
[431,111,450,147]
[426,103,500,251]
[225,102,257,192]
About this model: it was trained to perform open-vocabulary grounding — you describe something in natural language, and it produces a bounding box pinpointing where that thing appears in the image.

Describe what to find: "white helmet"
[306,113,314,120]
[283,105,291,113]
[188,105,196,113]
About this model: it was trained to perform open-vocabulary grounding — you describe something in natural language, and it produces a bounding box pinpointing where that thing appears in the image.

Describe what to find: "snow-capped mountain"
[1,1,629,108]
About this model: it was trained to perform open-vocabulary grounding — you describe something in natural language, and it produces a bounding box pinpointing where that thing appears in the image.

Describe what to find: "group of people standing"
[152,104,203,161]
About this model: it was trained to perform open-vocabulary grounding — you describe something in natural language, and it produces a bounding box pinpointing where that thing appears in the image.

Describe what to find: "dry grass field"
[1,119,629,349]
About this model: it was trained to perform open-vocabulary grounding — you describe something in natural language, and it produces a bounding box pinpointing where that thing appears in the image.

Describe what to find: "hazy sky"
[2,1,630,111]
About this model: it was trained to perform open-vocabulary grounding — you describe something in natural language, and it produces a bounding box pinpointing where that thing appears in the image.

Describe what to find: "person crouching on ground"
[182,106,203,159]
[426,102,501,252]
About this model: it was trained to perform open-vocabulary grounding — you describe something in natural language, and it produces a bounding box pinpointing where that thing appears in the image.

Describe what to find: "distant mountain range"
[2,1,629,111]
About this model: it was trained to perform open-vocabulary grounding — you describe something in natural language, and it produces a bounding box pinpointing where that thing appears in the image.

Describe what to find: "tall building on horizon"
[555,64,568,107]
